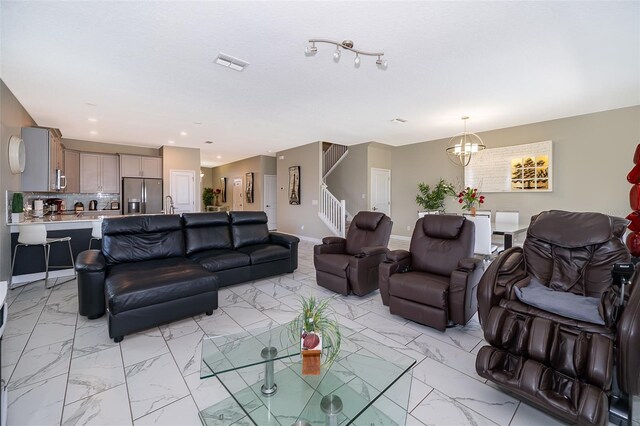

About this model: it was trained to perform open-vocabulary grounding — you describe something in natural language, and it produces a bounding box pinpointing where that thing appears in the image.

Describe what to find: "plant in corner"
[288,296,341,366]
[416,179,456,212]
[11,192,24,223]
[202,187,214,207]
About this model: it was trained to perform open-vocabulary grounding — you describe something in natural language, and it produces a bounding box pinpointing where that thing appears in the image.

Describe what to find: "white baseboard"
[390,234,411,241]
[295,235,322,244]
[10,269,75,289]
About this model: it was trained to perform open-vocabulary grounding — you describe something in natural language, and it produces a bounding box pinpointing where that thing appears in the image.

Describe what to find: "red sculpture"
[627,144,640,256]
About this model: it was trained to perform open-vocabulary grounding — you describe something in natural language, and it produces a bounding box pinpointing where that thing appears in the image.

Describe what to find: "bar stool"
[10,224,76,289]
[88,220,102,250]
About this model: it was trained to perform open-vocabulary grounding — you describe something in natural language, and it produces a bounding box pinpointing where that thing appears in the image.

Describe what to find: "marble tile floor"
[3,238,639,426]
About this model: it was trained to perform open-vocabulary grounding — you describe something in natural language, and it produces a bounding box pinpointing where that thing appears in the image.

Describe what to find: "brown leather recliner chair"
[476,210,640,425]
[379,215,483,331]
[314,211,392,296]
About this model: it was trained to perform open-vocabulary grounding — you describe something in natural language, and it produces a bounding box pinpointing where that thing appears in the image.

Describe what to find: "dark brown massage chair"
[379,214,483,331]
[476,210,640,425]
[314,211,392,296]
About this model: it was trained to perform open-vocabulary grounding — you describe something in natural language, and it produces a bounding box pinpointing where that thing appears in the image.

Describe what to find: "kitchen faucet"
[165,195,175,214]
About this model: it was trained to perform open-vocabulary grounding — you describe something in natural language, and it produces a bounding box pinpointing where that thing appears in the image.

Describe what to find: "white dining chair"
[465,215,498,261]
[495,211,519,225]
[10,224,76,289]
[88,219,103,250]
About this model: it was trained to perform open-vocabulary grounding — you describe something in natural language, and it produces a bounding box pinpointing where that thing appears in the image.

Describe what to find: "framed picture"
[245,172,254,203]
[220,177,227,202]
[289,166,300,205]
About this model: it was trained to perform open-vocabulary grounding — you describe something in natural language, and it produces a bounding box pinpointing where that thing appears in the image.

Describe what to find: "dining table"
[492,220,530,249]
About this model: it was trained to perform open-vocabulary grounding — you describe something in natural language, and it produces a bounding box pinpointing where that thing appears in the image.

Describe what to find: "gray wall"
[276,142,330,240]
[391,106,640,237]
[326,143,368,215]
[0,81,37,280]
[207,155,276,212]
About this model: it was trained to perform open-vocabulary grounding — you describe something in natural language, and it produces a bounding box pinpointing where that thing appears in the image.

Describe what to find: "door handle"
[266,205,270,208]
[372,207,377,211]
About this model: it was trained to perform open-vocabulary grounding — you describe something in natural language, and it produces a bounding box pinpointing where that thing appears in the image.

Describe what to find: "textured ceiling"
[1,1,639,167]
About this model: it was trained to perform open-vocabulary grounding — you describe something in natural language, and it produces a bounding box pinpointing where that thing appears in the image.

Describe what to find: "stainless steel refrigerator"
[122,178,163,214]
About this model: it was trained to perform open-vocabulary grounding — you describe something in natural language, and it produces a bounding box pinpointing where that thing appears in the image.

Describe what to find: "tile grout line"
[119,337,136,425]
[59,279,80,424]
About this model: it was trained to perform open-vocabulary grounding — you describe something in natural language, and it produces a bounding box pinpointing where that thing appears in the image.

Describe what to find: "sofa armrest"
[379,251,412,306]
[450,257,484,325]
[314,240,346,255]
[76,249,106,273]
[348,250,389,296]
[477,247,526,326]
[270,232,300,248]
[75,250,107,318]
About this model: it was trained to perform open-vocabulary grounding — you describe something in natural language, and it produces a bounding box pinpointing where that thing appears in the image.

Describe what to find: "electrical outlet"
[312,200,318,205]
[406,225,411,231]
[361,194,366,199]
[301,225,305,230]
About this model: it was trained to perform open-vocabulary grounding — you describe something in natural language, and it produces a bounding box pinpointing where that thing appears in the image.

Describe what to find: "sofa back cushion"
[230,211,270,248]
[182,212,232,255]
[345,211,392,255]
[410,215,474,276]
[102,215,184,265]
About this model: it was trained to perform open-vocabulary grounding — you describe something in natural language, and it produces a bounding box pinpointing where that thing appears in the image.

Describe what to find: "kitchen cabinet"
[21,127,64,191]
[120,155,162,178]
[80,153,120,193]
[64,150,80,193]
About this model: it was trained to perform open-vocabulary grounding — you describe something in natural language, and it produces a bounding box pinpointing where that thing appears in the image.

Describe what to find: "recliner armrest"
[457,257,482,272]
[323,236,346,245]
[359,246,388,257]
[76,249,106,273]
[269,232,300,248]
[386,249,410,262]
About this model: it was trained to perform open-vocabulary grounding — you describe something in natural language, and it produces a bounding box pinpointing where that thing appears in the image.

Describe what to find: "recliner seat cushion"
[237,244,290,264]
[389,271,450,308]
[188,249,250,272]
[315,254,351,278]
[105,257,216,314]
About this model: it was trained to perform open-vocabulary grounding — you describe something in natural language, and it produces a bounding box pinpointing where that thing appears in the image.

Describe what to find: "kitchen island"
[8,213,123,288]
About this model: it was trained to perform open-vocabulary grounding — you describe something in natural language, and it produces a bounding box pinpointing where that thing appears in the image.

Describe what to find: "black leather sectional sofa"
[75,211,299,342]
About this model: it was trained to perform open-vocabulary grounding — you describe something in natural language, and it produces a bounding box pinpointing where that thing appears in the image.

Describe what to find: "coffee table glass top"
[199,322,416,425]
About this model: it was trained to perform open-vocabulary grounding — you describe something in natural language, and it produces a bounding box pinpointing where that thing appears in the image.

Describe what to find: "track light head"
[305,43,318,56]
[376,56,388,69]
[333,47,341,62]
[354,53,361,68]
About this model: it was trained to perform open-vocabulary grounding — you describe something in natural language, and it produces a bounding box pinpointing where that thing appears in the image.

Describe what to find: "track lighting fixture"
[306,39,387,69]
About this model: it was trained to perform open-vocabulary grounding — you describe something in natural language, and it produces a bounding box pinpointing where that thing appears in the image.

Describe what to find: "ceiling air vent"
[390,118,407,123]
[214,53,249,72]
[205,140,214,144]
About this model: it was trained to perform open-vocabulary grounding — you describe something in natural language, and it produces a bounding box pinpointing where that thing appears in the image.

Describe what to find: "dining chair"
[464,215,498,261]
[495,211,519,224]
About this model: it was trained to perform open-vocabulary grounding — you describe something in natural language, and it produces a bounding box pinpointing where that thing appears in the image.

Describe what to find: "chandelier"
[445,117,486,167]
[305,39,387,69]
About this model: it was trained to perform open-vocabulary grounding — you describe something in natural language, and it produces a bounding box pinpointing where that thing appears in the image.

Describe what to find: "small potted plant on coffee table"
[289,296,341,375]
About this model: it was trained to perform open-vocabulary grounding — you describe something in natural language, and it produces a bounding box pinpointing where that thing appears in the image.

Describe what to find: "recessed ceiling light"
[89,130,98,135]
[390,118,407,123]
[216,155,222,159]
[180,131,187,136]
[168,140,175,144]
[214,53,249,72]
[88,118,98,123]
[267,150,272,153]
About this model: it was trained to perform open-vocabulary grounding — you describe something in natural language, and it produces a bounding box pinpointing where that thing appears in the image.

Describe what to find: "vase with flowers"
[458,187,485,215]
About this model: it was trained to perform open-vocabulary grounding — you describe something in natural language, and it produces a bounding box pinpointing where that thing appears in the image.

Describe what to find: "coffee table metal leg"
[321,394,343,426]
[261,346,278,396]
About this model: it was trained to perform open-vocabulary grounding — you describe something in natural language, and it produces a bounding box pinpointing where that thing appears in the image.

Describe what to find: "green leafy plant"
[202,187,214,207]
[288,296,341,365]
[415,179,456,211]
[11,192,24,213]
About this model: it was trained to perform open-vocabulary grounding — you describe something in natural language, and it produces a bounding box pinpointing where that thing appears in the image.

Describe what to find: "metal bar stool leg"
[9,244,20,289]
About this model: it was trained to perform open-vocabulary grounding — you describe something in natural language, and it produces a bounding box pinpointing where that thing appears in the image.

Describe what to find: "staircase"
[318,143,349,237]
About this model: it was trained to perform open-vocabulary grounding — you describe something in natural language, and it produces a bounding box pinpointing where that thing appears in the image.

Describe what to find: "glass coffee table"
[199,322,416,425]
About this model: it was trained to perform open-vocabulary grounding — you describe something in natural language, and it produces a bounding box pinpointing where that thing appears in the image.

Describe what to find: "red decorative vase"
[626,232,640,257]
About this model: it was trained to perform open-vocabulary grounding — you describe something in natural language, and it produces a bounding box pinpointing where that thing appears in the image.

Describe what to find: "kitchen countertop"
[8,213,125,231]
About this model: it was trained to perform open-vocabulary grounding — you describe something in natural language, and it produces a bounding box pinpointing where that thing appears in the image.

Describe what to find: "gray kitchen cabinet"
[21,127,64,191]
[80,153,120,193]
[120,154,162,178]
[64,150,80,193]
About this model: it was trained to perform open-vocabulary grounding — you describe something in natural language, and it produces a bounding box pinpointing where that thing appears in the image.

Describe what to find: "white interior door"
[264,174,277,230]
[232,177,243,211]
[370,168,391,216]
[170,170,195,213]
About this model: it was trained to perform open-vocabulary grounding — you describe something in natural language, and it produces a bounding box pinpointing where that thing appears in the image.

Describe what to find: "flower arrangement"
[458,187,485,211]
[288,296,341,365]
